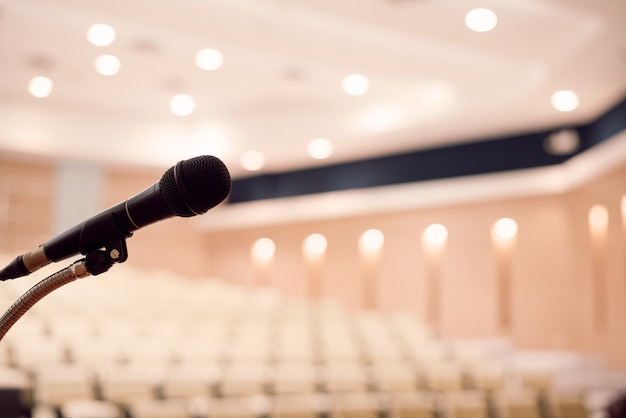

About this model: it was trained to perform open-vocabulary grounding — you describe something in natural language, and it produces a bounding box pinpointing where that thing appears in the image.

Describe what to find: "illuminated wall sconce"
[423,223,448,248]
[491,217,518,332]
[359,229,385,256]
[303,233,328,260]
[493,217,518,241]
[251,237,276,286]
[422,223,448,328]
[359,229,384,310]
[303,233,328,299]
[588,204,608,331]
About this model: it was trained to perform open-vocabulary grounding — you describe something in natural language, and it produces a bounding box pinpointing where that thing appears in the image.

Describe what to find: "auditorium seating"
[0,253,625,418]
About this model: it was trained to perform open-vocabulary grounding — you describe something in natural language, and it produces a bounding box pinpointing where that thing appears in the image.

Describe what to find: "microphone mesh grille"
[159,155,232,217]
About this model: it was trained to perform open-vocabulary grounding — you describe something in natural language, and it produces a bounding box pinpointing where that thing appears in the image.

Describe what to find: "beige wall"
[1,155,624,370]
[204,164,626,370]
[0,156,54,253]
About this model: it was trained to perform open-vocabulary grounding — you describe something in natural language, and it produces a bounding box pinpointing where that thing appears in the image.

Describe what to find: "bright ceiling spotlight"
[169,94,196,116]
[551,90,579,112]
[87,24,116,46]
[94,54,121,76]
[465,8,498,32]
[195,48,224,71]
[28,76,53,98]
[307,138,334,160]
[342,73,369,96]
[240,150,266,172]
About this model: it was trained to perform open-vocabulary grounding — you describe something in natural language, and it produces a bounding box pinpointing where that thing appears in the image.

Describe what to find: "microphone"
[0,155,232,281]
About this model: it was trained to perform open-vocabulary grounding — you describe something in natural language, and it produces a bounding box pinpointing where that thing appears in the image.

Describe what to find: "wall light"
[588,204,609,232]
[493,218,518,240]
[304,233,328,256]
[252,237,276,262]
[359,229,385,252]
[423,224,448,246]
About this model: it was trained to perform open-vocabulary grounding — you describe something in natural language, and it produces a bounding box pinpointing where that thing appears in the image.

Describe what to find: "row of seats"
[0,255,624,418]
[30,389,591,418]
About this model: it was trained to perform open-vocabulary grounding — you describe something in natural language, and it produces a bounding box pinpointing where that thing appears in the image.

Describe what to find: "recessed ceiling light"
[240,150,266,171]
[342,74,369,96]
[195,48,224,71]
[169,94,196,116]
[551,90,579,112]
[28,76,53,98]
[465,8,498,32]
[87,24,116,46]
[94,54,120,76]
[307,138,334,160]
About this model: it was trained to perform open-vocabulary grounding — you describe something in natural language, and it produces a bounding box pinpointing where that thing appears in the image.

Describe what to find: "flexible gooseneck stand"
[0,238,128,341]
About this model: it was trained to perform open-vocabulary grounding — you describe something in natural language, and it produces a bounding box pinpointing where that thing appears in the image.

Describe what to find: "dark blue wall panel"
[229,96,626,204]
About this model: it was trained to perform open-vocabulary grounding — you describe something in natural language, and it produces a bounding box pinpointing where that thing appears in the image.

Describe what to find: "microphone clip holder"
[0,237,129,341]
[85,237,128,276]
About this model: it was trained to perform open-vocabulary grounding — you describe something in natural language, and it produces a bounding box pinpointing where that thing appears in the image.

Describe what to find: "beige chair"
[322,363,370,393]
[128,398,193,418]
[31,405,58,418]
[491,389,542,418]
[174,337,225,366]
[519,370,552,393]
[274,340,317,364]
[369,362,417,392]
[405,341,447,366]
[209,395,270,418]
[387,391,437,418]
[422,362,465,392]
[67,336,126,370]
[271,393,324,418]
[219,362,269,397]
[329,392,381,418]
[551,392,589,418]
[272,363,319,394]
[124,337,177,367]
[61,400,123,418]
[161,363,219,399]
[9,336,68,371]
[465,361,508,391]
[97,365,161,406]
[319,341,362,365]
[33,364,96,407]
[441,391,489,418]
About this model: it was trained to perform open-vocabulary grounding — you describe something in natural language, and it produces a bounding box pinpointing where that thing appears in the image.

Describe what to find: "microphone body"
[0,155,231,281]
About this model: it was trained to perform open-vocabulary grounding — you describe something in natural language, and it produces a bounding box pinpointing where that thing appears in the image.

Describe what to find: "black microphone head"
[159,155,232,217]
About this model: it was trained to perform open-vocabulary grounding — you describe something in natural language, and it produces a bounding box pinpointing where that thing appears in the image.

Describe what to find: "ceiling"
[0,0,625,179]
